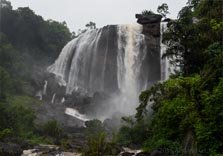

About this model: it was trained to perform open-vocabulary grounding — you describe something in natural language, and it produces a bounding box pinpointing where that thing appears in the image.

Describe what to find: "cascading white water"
[61,97,65,103]
[67,29,104,94]
[48,24,149,117]
[47,39,77,87]
[51,93,56,104]
[65,108,90,121]
[160,22,174,80]
[43,80,48,95]
[48,29,106,94]
[116,24,147,114]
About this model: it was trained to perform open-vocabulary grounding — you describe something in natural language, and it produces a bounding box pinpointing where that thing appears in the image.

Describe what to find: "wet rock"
[119,152,135,156]
[22,144,60,156]
[34,101,85,130]
[136,13,162,88]
[136,14,162,24]
[64,90,92,114]
[135,151,150,156]
[32,13,163,139]
[119,147,147,156]
[2,137,33,150]
[0,142,23,156]
[22,147,81,156]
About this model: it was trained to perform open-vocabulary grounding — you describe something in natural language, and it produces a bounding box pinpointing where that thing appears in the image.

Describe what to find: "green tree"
[44,20,72,59]
[0,0,73,144]
[141,10,154,16]
[162,0,222,76]
[85,21,96,29]
[118,1,223,155]
[0,0,12,9]
[0,67,12,99]
[157,3,169,18]
[82,119,119,155]
[43,120,62,139]
[82,132,108,156]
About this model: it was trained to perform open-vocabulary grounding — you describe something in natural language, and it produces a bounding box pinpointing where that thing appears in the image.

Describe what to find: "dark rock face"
[34,100,85,129]
[136,14,162,37]
[32,14,162,130]
[136,14,162,24]
[136,13,162,87]
[97,25,119,94]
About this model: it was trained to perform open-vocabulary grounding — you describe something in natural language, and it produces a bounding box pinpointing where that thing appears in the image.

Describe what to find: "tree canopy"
[118,0,223,155]
[0,0,73,146]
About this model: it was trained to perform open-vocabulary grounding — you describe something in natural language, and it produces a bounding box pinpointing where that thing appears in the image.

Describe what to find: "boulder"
[119,147,149,156]
[119,151,135,156]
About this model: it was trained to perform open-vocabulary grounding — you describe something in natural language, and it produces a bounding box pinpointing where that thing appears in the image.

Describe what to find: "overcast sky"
[10,0,188,32]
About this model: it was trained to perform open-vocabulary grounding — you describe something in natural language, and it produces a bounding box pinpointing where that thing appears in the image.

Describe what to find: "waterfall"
[116,24,147,114]
[61,97,65,103]
[65,108,90,121]
[47,24,154,117]
[160,22,174,80]
[36,91,42,100]
[51,93,56,104]
[43,80,48,95]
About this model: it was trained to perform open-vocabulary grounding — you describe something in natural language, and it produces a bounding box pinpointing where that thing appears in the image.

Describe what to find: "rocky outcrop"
[136,14,162,24]
[34,100,85,129]
[136,14,162,37]
[119,147,150,156]
[32,13,163,132]
[136,13,162,87]
[22,144,81,156]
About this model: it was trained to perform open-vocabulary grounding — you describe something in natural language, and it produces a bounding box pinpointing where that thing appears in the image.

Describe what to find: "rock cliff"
[33,13,163,130]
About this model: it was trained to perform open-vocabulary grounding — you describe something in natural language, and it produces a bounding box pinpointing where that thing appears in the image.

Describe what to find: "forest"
[0,0,223,155]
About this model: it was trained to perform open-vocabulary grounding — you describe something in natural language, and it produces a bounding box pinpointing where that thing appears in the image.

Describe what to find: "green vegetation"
[42,120,63,139]
[117,0,223,155]
[0,0,72,146]
[0,0,99,150]
[157,3,169,18]
[85,21,97,29]
[82,119,119,156]
[141,10,155,16]
[0,0,72,94]
[0,95,40,143]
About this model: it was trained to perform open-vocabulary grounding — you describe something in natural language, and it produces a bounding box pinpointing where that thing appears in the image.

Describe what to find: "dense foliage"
[0,0,72,146]
[82,119,119,156]
[117,0,223,155]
